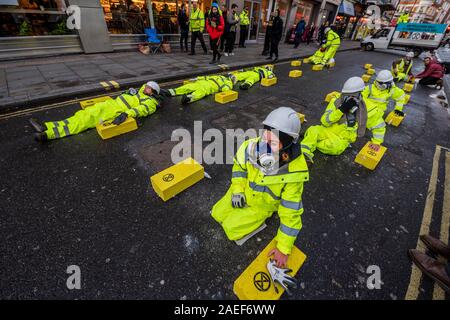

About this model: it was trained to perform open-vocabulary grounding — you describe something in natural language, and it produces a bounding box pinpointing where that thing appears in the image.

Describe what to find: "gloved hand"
[127,88,137,95]
[112,112,128,125]
[394,109,405,116]
[240,82,251,90]
[159,89,171,97]
[266,260,298,296]
[338,97,358,114]
[231,193,246,208]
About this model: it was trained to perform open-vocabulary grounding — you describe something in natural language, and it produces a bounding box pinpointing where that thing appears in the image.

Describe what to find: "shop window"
[101,0,150,34]
[0,0,76,37]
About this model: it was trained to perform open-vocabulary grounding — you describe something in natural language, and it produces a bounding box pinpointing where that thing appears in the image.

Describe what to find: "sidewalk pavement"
[0,40,360,112]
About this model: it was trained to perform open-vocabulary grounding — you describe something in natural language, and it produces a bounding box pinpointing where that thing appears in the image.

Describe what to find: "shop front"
[334,0,356,38]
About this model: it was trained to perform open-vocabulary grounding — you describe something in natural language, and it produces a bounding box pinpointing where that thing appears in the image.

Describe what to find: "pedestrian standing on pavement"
[224,4,239,56]
[293,19,305,49]
[178,4,189,52]
[262,14,274,55]
[318,21,329,45]
[206,3,224,64]
[306,25,315,45]
[239,6,250,48]
[220,5,228,53]
[189,0,208,56]
[266,9,283,62]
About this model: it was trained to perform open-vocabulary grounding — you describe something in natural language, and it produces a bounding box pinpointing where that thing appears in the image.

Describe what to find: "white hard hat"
[376,70,394,83]
[262,107,301,142]
[324,27,331,33]
[146,81,160,94]
[341,76,365,93]
[406,51,414,58]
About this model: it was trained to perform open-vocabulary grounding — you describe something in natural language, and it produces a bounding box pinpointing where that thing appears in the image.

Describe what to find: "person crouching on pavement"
[234,65,275,90]
[160,74,237,104]
[29,81,163,142]
[211,107,309,268]
[414,55,444,89]
[301,77,367,162]
[206,3,224,64]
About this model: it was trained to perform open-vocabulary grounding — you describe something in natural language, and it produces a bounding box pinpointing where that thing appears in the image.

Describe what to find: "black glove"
[240,82,251,90]
[159,89,171,97]
[394,109,405,117]
[112,112,128,125]
[338,97,358,114]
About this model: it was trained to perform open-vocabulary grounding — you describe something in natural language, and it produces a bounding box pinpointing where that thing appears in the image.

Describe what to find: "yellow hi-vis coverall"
[308,48,326,65]
[300,94,358,160]
[361,84,406,144]
[190,8,205,32]
[392,58,413,82]
[44,84,159,140]
[211,138,309,255]
[322,30,341,64]
[235,67,275,87]
[168,75,233,103]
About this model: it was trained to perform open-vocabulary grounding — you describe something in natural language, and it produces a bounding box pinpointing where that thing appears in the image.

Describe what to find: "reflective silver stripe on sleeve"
[119,95,132,109]
[131,108,139,117]
[373,133,385,139]
[280,199,303,211]
[249,182,281,200]
[279,223,300,237]
[53,121,59,127]
[370,122,386,130]
[63,126,70,136]
[232,171,247,178]
[300,144,311,150]
[368,96,388,103]
[324,110,333,124]
[53,127,60,138]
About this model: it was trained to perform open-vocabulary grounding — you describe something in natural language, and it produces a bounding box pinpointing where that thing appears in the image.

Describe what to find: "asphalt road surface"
[1,50,449,300]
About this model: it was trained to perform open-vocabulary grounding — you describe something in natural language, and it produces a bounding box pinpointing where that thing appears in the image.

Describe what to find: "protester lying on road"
[234,65,275,90]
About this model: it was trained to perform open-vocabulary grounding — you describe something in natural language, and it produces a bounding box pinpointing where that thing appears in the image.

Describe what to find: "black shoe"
[240,83,250,90]
[266,56,272,60]
[242,45,246,48]
[29,118,45,133]
[188,52,195,55]
[273,57,278,62]
[209,59,216,64]
[181,94,190,105]
[203,51,208,55]
[261,51,268,56]
[217,54,221,62]
[34,132,48,142]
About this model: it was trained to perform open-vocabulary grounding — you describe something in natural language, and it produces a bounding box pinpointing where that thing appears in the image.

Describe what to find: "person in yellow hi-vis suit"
[234,65,275,89]
[392,51,414,82]
[397,12,409,24]
[320,27,341,65]
[162,74,237,104]
[300,77,367,162]
[211,107,309,268]
[361,70,406,144]
[29,81,162,142]
[308,47,326,64]
[239,6,250,48]
[189,0,208,55]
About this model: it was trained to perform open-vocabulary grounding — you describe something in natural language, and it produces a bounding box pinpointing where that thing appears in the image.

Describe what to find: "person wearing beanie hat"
[211,107,309,270]
[29,81,163,142]
[206,3,225,64]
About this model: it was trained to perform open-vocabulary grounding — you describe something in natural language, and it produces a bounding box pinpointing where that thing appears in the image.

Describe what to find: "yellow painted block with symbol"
[233,238,307,300]
[312,64,323,71]
[261,77,277,87]
[385,110,404,127]
[150,157,204,202]
[364,63,372,69]
[403,83,414,92]
[96,116,137,140]
[215,90,238,104]
[289,70,303,78]
[291,60,301,67]
[325,91,340,102]
[80,96,112,109]
[362,74,371,83]
[367,68,375,75]
[355,142,387,170]
[303,58,310,63]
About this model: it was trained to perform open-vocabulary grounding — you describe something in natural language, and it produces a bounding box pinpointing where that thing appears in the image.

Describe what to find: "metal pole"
[146,0,155,29]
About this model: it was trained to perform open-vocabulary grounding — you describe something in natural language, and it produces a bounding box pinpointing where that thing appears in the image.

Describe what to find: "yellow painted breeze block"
[291,60,301,67]
[404,94,411,104]
[215,90,238,104]
[96,116,138,140]
[80,96,112,109]
[364,63,372,69]
[325,91,340,102]
[328,62,336,67]
[385,111,404,127]
[312,64,324,71]
[362,74,371,83]
[303,58,310,63]
[261,77,278,87]
[367,68,375,75]
[403,83,413,92]
[289,70,303,78]
[354,142,387,170]
[233,238,307,300]
[150,157,204,202]
[296,112,306,123]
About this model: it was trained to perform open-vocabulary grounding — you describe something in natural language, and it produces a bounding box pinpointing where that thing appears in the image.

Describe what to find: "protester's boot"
[408,249,450,292]
[29,118,45,133]
[420,235,450,258]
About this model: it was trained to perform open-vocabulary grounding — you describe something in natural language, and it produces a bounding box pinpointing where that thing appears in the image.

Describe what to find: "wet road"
[0,50,449,300]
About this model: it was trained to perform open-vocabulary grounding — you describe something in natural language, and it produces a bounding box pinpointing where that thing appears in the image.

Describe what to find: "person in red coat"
[206,3,224,64]
[415,56,444,88]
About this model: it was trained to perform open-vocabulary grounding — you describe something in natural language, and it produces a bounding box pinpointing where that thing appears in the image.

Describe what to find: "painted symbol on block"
[253,272,271,291]
[163,173,174,182]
